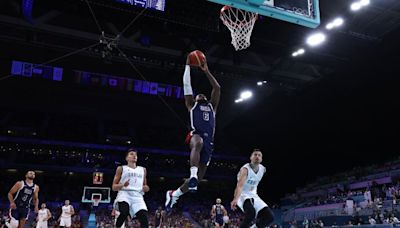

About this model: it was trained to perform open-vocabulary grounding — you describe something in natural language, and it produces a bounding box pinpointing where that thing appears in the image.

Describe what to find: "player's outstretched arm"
[112,166,128,191]
[142,168,150,193]
[210,205,216,218]
[34,185,40,213]
[231,167,248,210]
[47,209,52,221]
[8,181,22,209]
[200,62,221,111]
[183,56,195,111]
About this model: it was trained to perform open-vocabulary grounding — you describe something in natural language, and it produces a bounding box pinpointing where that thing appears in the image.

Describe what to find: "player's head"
[250,149,263,164]
[125,148,138,163]
[216,198,222,204]
[25,171,35,180]
[195,94,208,103]
[41,203,46,209]
[65,200,70,205]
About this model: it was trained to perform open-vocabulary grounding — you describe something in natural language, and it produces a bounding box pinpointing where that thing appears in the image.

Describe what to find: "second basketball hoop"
[220,6,258,51]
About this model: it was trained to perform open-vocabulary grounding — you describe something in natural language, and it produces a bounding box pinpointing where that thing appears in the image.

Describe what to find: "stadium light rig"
[306,33,326,47]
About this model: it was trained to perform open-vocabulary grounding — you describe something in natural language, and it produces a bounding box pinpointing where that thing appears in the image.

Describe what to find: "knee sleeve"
[256,207,274,228]
[116,202,130,228]
[240,199,256,228]
[136,210,148,228]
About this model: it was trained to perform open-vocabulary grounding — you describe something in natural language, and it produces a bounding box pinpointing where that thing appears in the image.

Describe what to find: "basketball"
[188,50,206,66]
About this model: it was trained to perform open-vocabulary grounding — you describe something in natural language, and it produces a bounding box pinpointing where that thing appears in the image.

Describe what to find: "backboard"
[208,0,320,28]
[81,186,111,204]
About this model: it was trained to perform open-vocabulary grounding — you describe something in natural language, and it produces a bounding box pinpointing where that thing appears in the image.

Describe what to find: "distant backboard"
[82,187,111,204]
[208,0,320,28]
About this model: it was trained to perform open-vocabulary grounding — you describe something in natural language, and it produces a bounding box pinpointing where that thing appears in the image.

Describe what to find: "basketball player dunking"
[36,203,52,228]
[7,171,39,228]
[165,54,221,210]
[231,149,274,228]
[211,198,228,228]
[59,200,74,228]
[112,148,150,228]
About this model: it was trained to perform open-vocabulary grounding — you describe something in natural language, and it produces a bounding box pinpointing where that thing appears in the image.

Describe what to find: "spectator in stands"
[302,217,309,228]
[347,220,353,226]
[318,220,324,228]
[368,216,376,225]
[390,214,400,224]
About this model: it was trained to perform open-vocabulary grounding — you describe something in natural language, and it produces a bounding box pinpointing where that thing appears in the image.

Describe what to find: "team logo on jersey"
[127,172,143,178]
[247,180,258,185]
[200,105,212,112]
[24,188,33,195]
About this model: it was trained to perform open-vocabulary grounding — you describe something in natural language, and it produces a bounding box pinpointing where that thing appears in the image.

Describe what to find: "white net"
[220,6,257,51]
[93,199,100,207]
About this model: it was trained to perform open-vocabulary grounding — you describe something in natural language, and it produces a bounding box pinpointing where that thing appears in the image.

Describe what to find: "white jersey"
[61,205,73,218]
[38,209,48,222]
[237,163,266,197]
[116,165,145,198]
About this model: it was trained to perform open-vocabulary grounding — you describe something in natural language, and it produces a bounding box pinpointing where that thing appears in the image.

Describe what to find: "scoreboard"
[115,0,166,11]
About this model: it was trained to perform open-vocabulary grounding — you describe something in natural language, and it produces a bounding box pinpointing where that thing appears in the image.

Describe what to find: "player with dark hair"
[112,148,150,228]
[231,149,274,228]
[211,198,228,228]
[165,53,221,210]
[8,171,40,228]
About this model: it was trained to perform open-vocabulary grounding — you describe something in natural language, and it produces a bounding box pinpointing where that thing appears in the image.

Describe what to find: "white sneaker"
[165,190,179,212]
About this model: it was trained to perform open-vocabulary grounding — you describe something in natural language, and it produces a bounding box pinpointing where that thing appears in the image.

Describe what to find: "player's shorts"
[115,195,148,217]
[60,217,72,227]
[215,216,224,226]
[237,194,268,215]
[9,207,30,221]
[186,131,214,166]
[36,221,48,228]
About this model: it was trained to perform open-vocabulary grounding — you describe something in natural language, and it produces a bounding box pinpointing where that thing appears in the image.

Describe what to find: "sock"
[190,166,198,179]
[172,188,183,197]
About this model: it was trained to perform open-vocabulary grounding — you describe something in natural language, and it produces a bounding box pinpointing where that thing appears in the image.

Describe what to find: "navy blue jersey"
[215,204,224,218]
[14,181,36,208]
[190,102,215,138]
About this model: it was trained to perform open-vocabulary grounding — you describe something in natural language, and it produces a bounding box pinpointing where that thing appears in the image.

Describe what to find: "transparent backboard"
[81,186,111,204]
[209,0,320,28]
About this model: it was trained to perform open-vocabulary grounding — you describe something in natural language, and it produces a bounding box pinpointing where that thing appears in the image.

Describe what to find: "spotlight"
[360,0,370,6]
[257,81,263,86]
[263,81,267,84]
[306,33,326,47]
[298,49,305,54]
[333,18,344,27]
[292,52,299,57]
[240,91,253,100]
[126,141,131,144]
[351,2,361,11]
[7,130,12,134]
[235,98,243,103]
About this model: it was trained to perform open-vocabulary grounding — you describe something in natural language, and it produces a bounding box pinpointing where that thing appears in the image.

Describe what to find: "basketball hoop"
[220,6,258,51]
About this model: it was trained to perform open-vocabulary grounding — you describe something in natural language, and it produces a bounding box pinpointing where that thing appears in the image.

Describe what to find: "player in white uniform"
[36,203,52,228]
[112,148,150,228]
[231,149,274,228]
[59,200,74,228]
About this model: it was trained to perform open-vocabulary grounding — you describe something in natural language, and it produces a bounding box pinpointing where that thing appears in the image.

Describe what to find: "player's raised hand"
[200,61,209,73]
[186,55,191,65]
[230,199,238,211]
[142,185,150,193]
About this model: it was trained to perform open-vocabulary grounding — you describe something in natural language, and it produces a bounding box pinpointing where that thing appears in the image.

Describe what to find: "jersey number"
[203,112,210,121]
